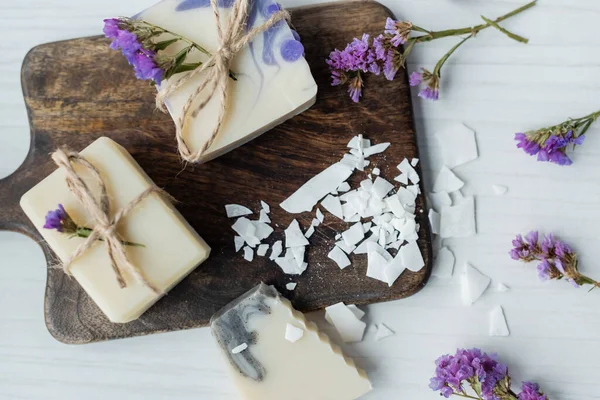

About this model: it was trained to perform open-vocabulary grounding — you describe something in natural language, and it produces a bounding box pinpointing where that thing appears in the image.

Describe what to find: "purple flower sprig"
[430,348,548,400]
[44,204,143,247]
[103,17,236,85]
[510,231,599,289]
[326,1,536,103]
[514,109,600,166]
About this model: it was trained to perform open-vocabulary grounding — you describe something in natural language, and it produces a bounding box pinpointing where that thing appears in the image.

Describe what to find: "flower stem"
[414,0,536,43]
[433,34,472,76]
[75,227,145,248]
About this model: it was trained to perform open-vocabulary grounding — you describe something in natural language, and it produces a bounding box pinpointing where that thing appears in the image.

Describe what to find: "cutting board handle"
[0,140,43,240]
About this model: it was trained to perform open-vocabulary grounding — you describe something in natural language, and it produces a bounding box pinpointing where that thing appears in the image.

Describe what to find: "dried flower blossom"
[518,382,548,400]
[431,348,549,400]
[326,1,536,102]
[103,18,164,85]
[515,110,599,166]
[511,231,599,289]
[409,68,440,100]
[384,18,412,47]
[326,34,379,102]
[44,204,143,247]
[44,204,77,233]
[429,348,511,400]
[103,16,238,85]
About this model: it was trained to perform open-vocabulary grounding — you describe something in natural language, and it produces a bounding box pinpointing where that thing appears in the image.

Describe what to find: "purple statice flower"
[326,34,380,102]
[409,71,422,86]
[347,74,364,103]
[132,51,164,84]
[372,34,400,80]
[409,69,440,101]
[430,348,508,400]
[515,128,585,166]
[384,18,413,47]
[518,382,548,400]
[43,204,77,233]
[510,231,599,289]
[103,18,164,84]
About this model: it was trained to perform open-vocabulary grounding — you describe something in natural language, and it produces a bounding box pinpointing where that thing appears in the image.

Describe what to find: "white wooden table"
[2,0,600,399]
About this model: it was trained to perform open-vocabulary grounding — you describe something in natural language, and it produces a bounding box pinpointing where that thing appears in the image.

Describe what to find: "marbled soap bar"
[136,0,318,162]
[210,284,372,400]
[20,137,210,323]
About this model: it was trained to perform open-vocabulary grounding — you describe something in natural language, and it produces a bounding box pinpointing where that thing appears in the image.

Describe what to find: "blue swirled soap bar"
[210,283,372,400]
[136,0,318,162]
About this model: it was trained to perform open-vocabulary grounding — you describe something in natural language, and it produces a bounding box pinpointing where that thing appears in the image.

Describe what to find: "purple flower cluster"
[515,130,585,166]
[510,231,585,287]
[429,348,508,399]
[103,18,164,84]
[44,204,77,234]
[326,18,413,102]
[518,382,548,400]
[326,34,379,102]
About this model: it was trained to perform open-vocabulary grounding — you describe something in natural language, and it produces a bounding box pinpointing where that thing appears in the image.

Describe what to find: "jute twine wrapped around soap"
[155,0,290,163]
[52,148,167,294]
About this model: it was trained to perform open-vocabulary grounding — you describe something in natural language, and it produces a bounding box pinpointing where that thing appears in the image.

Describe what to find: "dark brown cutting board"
[0,0,431,344]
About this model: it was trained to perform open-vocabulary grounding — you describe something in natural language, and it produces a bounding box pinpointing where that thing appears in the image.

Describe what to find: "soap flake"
[328,245,352,269]
[374,323,395,341]
[285,219,310,247]
[256,244,269,257]
[461,263,491,305]
[489,306,510,337]
[243,246,254,262]
[285,323,305,343]
[435,123,478,168]
[325,302,366,343]
[321,195,344,220]
[226,204,253,218]
[433,166,464,193]
[231,343,248,354]
[432,247,455,279]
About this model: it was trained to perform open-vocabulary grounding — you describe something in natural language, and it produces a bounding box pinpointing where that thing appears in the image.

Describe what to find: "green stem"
[481,16,529,43]
[137,19,237,80]
[433,34,472,76]
[414,0,536,43]
[75,227,145,248]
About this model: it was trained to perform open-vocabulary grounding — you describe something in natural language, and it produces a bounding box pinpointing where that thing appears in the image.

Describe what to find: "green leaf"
[153,38,179,51]
[171,62,203,75]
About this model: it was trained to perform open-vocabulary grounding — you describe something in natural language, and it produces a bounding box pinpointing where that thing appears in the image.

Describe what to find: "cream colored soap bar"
[211,284,372,400]
[136,0,318,162]
[20,137,210,323]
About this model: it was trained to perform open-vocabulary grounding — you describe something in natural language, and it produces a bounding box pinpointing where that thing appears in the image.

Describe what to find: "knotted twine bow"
[155,0,290,163]
[52,148,165,294]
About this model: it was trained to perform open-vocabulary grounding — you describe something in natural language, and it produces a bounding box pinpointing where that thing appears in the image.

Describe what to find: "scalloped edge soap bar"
[136,0,318,162]
[210,283,372,400]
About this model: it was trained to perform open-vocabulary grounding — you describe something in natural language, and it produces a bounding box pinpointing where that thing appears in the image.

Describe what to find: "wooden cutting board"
[0,0,432,344]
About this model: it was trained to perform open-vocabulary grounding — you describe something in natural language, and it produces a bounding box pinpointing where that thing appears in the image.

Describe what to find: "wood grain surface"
[0,1,431,344]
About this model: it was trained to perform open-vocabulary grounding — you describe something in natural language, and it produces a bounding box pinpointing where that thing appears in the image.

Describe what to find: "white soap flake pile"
[226,134,427,287]
[225,204,253,218]
[285,323,305,343]
[489,306,510,337]
[325,302,366,343]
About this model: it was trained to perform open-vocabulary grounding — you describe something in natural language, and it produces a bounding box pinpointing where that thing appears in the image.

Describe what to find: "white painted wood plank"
[1,1,600,399]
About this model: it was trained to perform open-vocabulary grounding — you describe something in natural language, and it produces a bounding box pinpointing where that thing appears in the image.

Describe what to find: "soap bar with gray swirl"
[210,283,372,400]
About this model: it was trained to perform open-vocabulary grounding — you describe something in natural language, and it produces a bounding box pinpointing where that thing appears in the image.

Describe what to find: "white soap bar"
[211,284,371,400]
[137,0,318,162]
[20,137,210,323]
